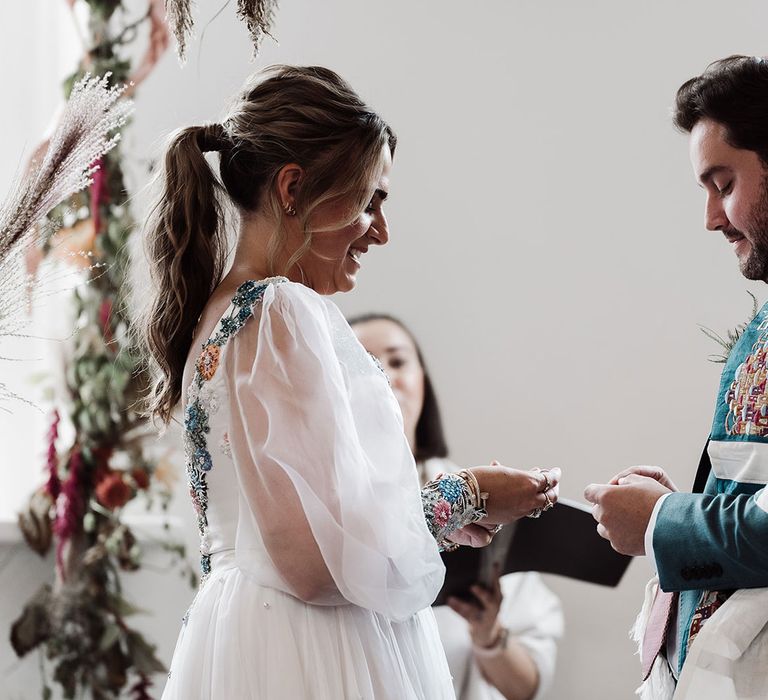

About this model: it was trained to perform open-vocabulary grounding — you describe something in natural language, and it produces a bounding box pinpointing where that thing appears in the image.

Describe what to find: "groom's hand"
[608,465,679,492]
[584,475,672,556]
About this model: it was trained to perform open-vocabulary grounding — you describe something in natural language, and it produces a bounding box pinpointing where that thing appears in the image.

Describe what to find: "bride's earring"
[283,201,296,216]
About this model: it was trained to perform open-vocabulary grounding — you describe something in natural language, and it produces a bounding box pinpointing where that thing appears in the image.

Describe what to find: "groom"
[585,55,768,695]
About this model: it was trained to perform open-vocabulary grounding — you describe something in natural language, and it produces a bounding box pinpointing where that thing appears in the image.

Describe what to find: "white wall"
[3,1,768,698]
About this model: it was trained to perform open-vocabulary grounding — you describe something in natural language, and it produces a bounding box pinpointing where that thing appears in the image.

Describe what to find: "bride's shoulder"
[222,277,317,323]
[266,280,339,323]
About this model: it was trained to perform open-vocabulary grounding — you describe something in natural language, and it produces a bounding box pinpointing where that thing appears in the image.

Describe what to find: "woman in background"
[352,313,564,700]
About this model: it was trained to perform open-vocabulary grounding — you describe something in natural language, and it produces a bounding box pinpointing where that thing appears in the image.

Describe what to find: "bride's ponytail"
[140,125,228,424]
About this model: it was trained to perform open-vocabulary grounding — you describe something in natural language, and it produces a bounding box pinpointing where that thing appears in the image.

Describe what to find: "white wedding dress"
[162,278,455,699]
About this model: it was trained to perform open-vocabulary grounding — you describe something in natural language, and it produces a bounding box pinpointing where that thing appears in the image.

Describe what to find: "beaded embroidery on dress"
[182,277,285,583]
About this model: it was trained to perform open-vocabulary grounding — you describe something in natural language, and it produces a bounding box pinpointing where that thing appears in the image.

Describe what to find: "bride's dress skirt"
[163,560,455,699]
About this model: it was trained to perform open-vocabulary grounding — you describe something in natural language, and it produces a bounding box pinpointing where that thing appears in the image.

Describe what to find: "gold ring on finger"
[527,507,543,519]
[543,490,554,511]
[533,467,551,493]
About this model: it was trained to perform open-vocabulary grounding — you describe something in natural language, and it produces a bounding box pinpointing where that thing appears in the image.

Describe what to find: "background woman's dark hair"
[347,313,449,462]
[138,65,396,424]
[673,55,768,165]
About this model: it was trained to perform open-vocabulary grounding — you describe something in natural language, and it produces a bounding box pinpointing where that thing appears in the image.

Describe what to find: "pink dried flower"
[129,675,153,700]
[189,488,203,516]
[99,298,114,346]
[44,410,61,500]
[53,448,85,578]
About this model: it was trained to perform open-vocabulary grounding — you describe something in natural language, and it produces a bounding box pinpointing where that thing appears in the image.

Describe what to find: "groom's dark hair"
[674,55,768,166]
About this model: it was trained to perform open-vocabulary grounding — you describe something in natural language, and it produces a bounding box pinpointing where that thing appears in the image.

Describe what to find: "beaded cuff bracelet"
[422,472,488,552]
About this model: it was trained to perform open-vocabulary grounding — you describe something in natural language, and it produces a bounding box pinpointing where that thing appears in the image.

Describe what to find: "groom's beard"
[735,174,768,282]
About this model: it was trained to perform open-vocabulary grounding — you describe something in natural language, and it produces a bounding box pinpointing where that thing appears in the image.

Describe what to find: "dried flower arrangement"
[7,3,194,698]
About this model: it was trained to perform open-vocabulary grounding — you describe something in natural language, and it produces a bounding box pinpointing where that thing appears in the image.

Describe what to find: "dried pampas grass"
[0,74,132,260]
[0,73,132,407]
[165,0,196,62]
[237,0,279,54]
[165,0,278,61]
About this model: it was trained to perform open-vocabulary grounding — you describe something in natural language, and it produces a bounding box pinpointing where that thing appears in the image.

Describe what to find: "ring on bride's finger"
[488,524,503,535]
[527,507,543,519]
[543,491,555,511]
[533,467,551,493]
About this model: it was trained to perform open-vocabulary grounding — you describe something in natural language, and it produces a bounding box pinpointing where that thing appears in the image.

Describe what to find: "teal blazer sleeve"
[653,489,768,592]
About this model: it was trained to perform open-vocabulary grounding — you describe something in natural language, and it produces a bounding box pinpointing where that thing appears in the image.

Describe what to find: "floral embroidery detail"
[219,317,238,336]
[194,447,213,472]
[184,401,206,433]
[687,589,734,653]
[219,432,232,458]
[233,282,266,307]
[183,277,287,584]
[367,352,389,382]
[196,344,221,381]
[725,334,768,436]
[199,531,211,555]
[432,499,451,527]
[189,487,204,516]
[438,477,462,504]
[421,472,487,552]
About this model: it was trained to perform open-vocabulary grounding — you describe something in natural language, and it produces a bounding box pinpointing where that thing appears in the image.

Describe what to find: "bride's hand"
[446,523,495,548]
[470,464,561,523]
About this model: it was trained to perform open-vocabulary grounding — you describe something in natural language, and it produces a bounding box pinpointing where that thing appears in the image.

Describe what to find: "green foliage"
[699,291,761,363]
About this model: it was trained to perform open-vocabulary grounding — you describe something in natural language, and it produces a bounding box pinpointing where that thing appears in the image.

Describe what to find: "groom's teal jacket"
[653,302,768,672]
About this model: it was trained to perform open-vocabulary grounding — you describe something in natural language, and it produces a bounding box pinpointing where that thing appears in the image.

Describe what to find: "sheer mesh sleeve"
[224,282,445,621]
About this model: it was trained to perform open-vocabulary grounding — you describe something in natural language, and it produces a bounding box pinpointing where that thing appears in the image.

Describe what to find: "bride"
[137,64,560,699]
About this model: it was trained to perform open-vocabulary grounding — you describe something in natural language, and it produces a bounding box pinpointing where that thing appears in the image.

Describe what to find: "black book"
[432,498,633,606]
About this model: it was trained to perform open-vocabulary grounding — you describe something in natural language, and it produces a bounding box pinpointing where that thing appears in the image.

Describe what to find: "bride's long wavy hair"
[137,65,396,424]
